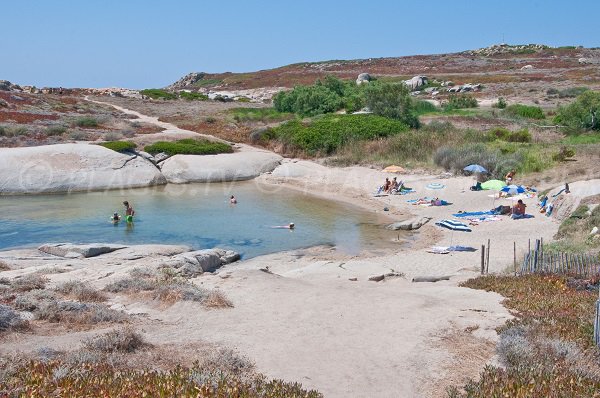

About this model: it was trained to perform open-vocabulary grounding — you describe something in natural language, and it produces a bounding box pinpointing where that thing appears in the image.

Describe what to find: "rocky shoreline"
[0,143,282,195]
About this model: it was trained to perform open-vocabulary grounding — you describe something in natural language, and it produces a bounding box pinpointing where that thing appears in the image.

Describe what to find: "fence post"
[486,239,491,274]
[595,299,600,347]
[513,242,517,276]
[481,245,485,275]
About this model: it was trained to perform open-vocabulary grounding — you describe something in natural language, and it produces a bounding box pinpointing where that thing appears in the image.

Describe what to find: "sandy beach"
[0,156,564,397]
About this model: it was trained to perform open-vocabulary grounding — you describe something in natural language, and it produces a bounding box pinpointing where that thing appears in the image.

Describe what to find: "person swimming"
[230,195,237,204]
[110,212,121,223]
[272,222,295,229]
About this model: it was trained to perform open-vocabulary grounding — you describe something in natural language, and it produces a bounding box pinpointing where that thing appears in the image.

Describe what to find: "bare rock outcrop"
[0,143,166,194]
[161,248,241,277]
[387,217,432,231]
[38,243,126,258]
[160,150,282,183]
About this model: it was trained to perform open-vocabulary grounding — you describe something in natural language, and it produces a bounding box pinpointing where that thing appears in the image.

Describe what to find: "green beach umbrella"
[481,180,506,191]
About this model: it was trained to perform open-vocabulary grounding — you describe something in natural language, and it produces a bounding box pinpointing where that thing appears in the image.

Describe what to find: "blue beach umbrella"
[501,184,526,195]
[463,164,488,174]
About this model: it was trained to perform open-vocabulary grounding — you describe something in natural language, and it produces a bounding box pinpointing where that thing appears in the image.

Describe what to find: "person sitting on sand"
[383,178,391,193]
[505,170,516,184]
[389,177,399,192]
[272,223,295,229]
[511,199,527,219]
[230,195,237,204]
[123,201,135,222]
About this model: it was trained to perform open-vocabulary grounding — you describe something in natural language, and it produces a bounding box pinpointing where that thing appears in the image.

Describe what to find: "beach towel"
[427,247,450,254]
[392,189,415,195]
[435,220,472,232]
[447,245,477,252]
[512,214,534,220]
[453,211,494,218]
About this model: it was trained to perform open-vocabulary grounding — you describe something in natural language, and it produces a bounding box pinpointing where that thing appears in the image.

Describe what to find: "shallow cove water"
[0,182,406,258]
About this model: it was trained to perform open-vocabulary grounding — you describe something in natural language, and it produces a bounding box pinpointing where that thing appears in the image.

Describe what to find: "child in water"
[111,212,121,223]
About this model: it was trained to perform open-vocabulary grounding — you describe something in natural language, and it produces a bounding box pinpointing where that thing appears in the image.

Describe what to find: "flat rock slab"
[0,143,166,194]
[160,151,282,183]
[38,243,127,258]
[387,217,432,231]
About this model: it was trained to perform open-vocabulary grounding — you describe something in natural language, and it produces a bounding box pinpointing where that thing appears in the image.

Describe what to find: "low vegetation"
[267,114,409,155]
[229,107,294,123]
[104,268,233,308]
[82,328,148,353]
[487,127,532,143]
[144,139,233,156]
[0,304,29,332]
[554,205,600,250]
[0,360,322,397]
[55,281,107,302]
[178,91,209,101]
[99,140,136,152]
[72,117,100,128]
[448,274,600,397]
[140,89,178,100]
[443,94,478,110]
[504,103,545,119]
[435,142,554,178]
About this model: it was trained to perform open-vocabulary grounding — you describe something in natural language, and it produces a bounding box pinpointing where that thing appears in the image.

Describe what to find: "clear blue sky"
[1,0,598,89]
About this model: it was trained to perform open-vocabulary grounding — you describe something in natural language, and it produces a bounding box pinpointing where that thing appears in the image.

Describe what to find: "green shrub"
[140,89,177,100]
[504,104,545,119]
[73,117,99,128]
[558,87,589,98]
[229,108,293,123]
[412,99,438,115]
[144,139,233,156]
[99,141,137,152]
[492,97,507,109]
[434,142,551,177]
[179,91,209,101]
[488,127,532,143]
[552,146,576,161]
[273,84,343,116]
[46,125,67,136]
[364,82,419,128]
[273,75,367,116]
[443,94,478,110]
[269,114,409,155]
[555,90,600,132]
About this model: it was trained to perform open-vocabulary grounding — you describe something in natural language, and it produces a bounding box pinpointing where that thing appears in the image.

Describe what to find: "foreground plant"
[449,274,600,397]
[1,360,322,397]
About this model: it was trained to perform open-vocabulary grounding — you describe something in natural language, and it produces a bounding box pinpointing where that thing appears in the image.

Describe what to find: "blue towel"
[453,211,494,218]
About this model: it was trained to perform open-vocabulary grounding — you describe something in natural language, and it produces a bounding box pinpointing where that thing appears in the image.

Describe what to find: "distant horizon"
[2,0,598,89]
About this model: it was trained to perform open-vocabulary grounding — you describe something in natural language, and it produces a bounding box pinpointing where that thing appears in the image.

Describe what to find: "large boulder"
[356,73,372,85]
[160,150,282,183]
[0,144,166,194]
[387,216,432,231]
[38,243,126,258]
[162,248,241,277]
[404,76,428,90]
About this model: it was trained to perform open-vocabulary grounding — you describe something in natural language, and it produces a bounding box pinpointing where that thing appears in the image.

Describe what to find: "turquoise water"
[0,182,401,258]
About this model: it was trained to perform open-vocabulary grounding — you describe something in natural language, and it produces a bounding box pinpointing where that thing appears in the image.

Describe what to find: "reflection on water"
[0,182,404,258]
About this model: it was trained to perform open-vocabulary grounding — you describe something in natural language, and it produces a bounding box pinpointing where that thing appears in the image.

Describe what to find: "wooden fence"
[520,238,600,278]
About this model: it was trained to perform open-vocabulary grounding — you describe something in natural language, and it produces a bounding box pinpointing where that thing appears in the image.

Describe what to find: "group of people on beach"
[378,177,408,194]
